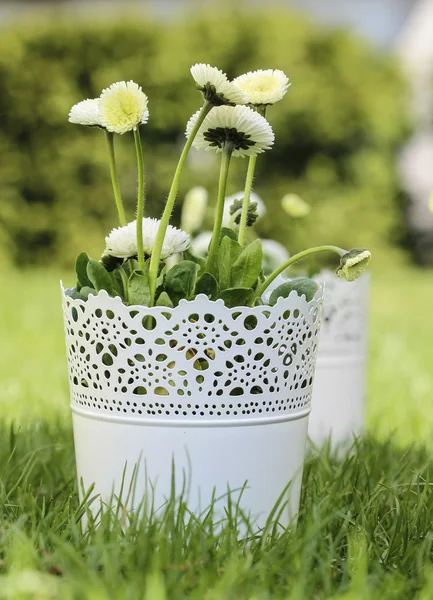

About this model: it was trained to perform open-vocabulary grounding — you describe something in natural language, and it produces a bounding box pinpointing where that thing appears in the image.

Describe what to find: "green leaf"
[269,278,319,306]
[86,259,114,295]
[164,260,199,306]
[112,269,125,298]
[219,287,255,308]
[128,270,151,306]
[183,248,207,276]
[123,258,139,277]
[219,227,238,242]
[156,264,167,288]
[195,272,218,300]
[155,291,174,308]
[69,291,86,301]
[231,239,263,289]
[75,252,92,291]
[218,236,243,291]
[79,286,97,300]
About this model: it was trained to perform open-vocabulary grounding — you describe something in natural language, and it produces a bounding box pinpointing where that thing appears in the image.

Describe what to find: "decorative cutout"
[62,286,323,422]
[314,270,369,353]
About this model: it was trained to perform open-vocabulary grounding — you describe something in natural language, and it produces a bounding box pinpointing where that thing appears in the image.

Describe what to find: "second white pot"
[309,270,369,447]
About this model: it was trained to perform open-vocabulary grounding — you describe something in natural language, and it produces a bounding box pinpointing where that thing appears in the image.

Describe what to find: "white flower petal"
[233,69,290,105]
[99,81,149,134]
[104,218,190,260]
[68,98,101,126]
[186,105,274,158]
[104,221,138,259]
[190,63,247,106]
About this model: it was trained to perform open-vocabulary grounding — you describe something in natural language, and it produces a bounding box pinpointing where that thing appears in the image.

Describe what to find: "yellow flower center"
[99,81,148,134]
[240,74,277,94]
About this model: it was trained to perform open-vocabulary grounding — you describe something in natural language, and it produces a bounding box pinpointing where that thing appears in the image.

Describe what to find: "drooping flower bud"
[336,248,371,282]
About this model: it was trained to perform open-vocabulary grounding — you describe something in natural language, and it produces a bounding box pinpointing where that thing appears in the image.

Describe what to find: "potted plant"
[64,66,370,528]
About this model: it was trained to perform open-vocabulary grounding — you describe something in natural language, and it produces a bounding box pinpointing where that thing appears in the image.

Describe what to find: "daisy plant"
[68,64,371,310]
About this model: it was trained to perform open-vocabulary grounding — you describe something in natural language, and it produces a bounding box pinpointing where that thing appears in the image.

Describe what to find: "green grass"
[0,425,432,599]
[0,263,432,598]
[367,264,433,447]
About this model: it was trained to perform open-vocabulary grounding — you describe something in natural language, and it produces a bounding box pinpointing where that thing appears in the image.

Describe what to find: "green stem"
[238,154,257,246]
[117,266,129,303]
[105,130,127,226]
[134,128,146,273]
[148,100,212,305]
[255,245,345,300]
[236,106,267,246]
[206,144,234,273]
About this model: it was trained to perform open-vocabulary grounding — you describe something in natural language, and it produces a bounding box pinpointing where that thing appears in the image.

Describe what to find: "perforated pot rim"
[62,282,324,427]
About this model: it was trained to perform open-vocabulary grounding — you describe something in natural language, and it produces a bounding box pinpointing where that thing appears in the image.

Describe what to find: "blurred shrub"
[0,7,409,266]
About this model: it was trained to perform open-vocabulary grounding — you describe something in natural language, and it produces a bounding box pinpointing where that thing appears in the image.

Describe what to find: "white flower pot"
[309,270,370,447]
[62,286,323,529]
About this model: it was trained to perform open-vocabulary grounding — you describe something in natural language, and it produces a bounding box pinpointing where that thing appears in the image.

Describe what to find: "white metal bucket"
[309,271,369,447]
[62,286,323,529]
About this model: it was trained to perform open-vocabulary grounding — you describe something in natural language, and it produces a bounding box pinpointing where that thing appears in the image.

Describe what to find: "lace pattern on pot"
[62,286,323,423]
[314,270,369,354]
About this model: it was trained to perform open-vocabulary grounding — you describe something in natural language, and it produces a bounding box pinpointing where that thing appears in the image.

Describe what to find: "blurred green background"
[0,2,432,447]
[0,6,409,266]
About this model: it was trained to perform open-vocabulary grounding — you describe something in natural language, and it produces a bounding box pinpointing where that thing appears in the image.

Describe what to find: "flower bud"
[336,248,371,282]
[223,191,265,227]
[180,187,208,234]
[281,194,311,218]
[228,198,259,227]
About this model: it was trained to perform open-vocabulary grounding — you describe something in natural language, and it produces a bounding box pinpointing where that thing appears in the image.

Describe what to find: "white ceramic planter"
[309,270,369,447]
[62,286,323,529]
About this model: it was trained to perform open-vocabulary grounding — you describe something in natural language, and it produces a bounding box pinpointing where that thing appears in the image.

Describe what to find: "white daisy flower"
[233,69,290,106]
[186,105,274,158]
[180,186,208,234]
[99,81,149,135]
[223,191,265,226]
[104,218,190,260]
[190,63,247,106]
[68,98,101,127]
